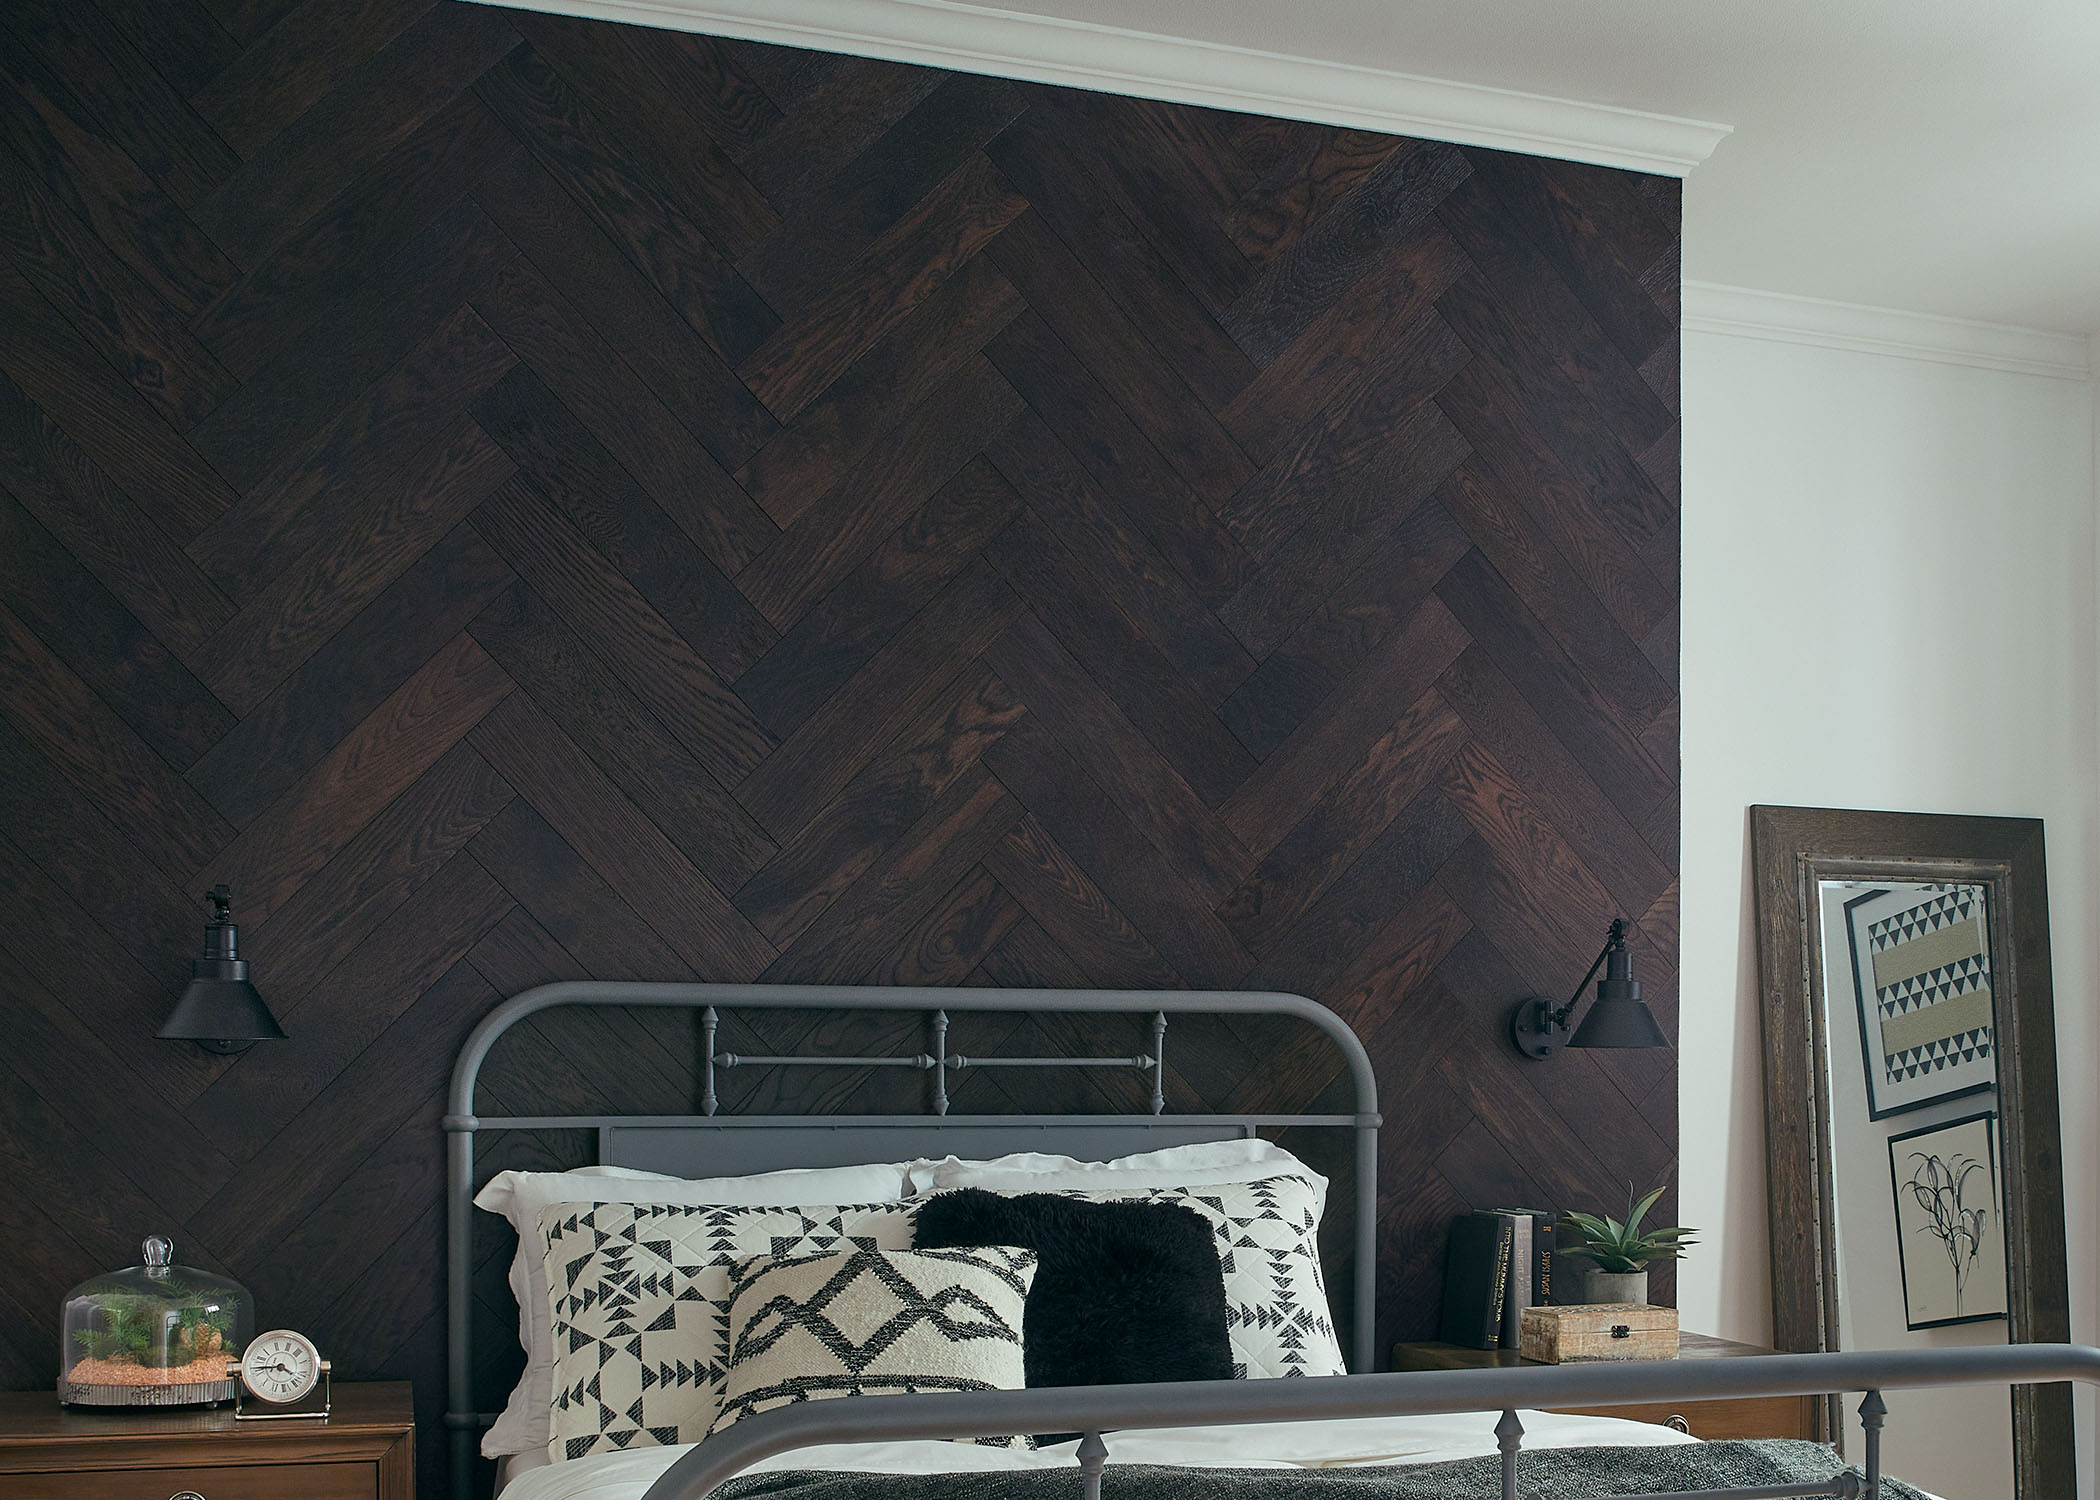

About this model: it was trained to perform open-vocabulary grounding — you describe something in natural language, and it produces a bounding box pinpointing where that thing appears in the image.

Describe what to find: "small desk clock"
[229,1329,331,1420]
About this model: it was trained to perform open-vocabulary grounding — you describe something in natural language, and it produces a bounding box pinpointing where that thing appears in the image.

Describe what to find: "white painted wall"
[1678,321,2097,1493]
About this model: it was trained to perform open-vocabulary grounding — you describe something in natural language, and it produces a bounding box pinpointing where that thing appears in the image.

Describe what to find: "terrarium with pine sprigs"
[60,1236,250,1407]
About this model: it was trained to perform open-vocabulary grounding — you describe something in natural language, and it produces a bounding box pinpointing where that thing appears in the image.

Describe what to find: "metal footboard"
[637,1343,2100,1500]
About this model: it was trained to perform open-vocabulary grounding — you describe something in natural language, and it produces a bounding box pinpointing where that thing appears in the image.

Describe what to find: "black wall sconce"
[1509,917,1669,1059]
[159,885,285,1054]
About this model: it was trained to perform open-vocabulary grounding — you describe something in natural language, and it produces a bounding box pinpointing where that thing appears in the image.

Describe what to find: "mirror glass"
[1816,879,2011,1498]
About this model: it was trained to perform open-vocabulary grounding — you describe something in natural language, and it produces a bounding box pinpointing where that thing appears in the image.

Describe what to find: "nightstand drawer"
[10,1460,377,1500]
[1553,1394,1817,1440]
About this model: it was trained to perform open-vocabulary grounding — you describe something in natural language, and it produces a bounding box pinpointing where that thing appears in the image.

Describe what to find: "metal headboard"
[444,982,1381,1498]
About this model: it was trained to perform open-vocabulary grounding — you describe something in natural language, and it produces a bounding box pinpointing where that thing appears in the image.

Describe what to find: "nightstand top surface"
[1393,1331,1783,1369]
[0,1380,411,1442]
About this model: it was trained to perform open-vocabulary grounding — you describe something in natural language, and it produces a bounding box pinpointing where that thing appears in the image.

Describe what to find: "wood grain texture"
[0,11,1678,1495]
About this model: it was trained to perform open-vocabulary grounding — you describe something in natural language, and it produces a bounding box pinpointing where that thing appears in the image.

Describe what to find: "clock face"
[239,1329,320,1404]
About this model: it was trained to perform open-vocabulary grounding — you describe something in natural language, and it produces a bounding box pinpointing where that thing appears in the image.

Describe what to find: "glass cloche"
[60,1236,250,1407]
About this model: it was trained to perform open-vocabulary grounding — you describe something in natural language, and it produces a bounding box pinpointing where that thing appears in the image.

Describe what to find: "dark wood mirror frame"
[1749,805,2072,1499]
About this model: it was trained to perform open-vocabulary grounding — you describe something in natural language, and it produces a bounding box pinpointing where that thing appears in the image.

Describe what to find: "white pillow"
[474,1162,910,1458]
[908,1138,1329,1218]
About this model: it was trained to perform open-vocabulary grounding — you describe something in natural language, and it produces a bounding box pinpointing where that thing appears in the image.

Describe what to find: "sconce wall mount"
[158,885,285,1054]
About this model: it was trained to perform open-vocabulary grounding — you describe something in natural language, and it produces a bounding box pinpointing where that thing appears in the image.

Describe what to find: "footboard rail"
[638,1343,2100,1500]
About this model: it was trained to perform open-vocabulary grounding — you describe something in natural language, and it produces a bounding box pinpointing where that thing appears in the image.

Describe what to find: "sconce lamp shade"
[1567,936,1669,1048]
[159,886,284,1054]
[1509,917,1669,1059]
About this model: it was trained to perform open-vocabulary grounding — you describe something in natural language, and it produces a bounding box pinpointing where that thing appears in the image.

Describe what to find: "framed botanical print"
[1887,1110,2008,1330]
[1841,882,1998,1119]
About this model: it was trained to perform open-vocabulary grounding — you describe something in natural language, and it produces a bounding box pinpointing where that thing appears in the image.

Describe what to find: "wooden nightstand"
[1391,1331,1818,1441]
[0,1381,413,1499]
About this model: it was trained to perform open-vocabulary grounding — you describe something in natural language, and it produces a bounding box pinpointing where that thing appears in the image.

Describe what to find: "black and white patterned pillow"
[1055,1175,1346,1379]
[709,1245,1036,1447]
[536,1200,915,1461]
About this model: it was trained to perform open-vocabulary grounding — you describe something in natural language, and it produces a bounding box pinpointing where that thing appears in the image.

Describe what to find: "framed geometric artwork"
[1887,1110,2008,1330]
[1842,883,1998,1119]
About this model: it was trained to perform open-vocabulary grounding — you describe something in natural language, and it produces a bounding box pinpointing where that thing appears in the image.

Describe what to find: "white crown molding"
[1683,282,2093,382]
[482,0,1732,177]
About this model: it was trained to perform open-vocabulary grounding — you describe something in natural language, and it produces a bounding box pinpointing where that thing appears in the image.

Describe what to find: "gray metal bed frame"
[446,981,2093,1500]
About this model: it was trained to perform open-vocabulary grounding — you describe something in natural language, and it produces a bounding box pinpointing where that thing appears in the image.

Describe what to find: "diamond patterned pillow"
[709,1245,1037,1446]
[1055,1175,1345,1379]
[536,1200,915,1461]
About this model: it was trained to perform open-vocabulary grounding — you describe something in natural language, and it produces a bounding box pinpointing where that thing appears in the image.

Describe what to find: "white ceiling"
[971,0,2100,335]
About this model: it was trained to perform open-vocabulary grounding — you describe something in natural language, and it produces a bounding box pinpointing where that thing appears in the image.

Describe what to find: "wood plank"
[735,455,1021,738]
[988,208,1254,508]
[981,814,1182,991]
[467,580,776,889]
[0,44,236,314]
[203,631,513,923]
[985,512,1255,808]
[189,0,435,159]
[866,865,1025,988]
[1433,548,1674,827]
[0,147,235,427]
[90,0,239,99]
[191,300,517,601]
[1219,220,1471,466]
[474,43,775,363]
[468,690,776,978]
[733,664,1023,947]
[734,251,1024,529]
[505,9,775,260]
[469,255,776,576]
[1220,595,1470,855]
[983,608,1252,904]
[986,412,1254,705]
[741,72,1026,318]
[185,522,512,826]
[0,600,233,883]
[985,101,1258,413]
[0,253,234,538]
[470,362,774,677]
[737,152,1027,422]
[0,486,231,767]
[986,308,1250,610]
[192,416,515,713]
[190,91,522,381]
[468,476,774,785]
[468,802,691,983]
[735,354,1023,630]
[0,365,231,654]
[1219,395,1472,658]
[184,196,514,495]
[736,55,941,209]
[190,1,519,267]
[764,766,1021,986]
[984,718,1253,986]
[1223,138,1469,364]
[1224,127,1403,271]
[733,557,1023,841]
[1218,688,1469,959]
[473,141,776,470]
[1221,497,1470,759]
[240,738,514,1006]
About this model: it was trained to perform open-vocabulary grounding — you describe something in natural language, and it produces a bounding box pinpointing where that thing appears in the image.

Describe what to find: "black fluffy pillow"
[912,1188,1234,1388]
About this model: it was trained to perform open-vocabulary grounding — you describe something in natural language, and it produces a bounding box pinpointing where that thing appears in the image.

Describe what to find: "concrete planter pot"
[1581,1268,1650,1304]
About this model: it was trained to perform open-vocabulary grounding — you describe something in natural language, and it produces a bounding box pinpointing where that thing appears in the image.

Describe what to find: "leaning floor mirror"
[1750,806,2072,1500]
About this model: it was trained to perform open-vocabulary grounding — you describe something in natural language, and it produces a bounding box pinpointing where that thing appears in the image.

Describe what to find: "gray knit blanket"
[715,1441,1929,1500]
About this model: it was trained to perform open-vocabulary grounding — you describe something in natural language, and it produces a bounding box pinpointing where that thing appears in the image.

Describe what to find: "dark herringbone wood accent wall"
[0,0,1679,1491]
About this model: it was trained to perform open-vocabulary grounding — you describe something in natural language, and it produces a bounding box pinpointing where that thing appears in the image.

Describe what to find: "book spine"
[1485,1221,1513,1348]
[1536,1216,1556,1306]
[1501,1214,1532,1348]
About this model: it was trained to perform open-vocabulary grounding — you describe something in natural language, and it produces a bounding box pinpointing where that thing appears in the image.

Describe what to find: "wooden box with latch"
[1519,1302,1680,1363]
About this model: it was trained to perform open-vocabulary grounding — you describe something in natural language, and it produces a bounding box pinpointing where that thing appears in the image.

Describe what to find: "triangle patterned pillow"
[1053,1174,1346,1379]
[537,1200,915,1461]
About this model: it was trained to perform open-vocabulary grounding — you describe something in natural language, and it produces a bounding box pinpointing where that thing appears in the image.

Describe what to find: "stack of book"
[1436,1208,1557,1349]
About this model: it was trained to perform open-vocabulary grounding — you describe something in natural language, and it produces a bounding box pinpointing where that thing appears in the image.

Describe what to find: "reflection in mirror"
[1817,879,2012,1497]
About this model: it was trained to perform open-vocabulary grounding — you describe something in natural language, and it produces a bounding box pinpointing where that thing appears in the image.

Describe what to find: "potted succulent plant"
[1559,1185,1697,1304]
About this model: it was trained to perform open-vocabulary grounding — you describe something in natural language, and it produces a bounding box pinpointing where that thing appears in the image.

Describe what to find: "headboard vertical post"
[1355,1119,1379,1372]
[446,1116,475,1499]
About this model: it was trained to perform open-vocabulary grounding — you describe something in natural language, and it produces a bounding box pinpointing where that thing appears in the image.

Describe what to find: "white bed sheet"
[498,1410,1699,1500]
